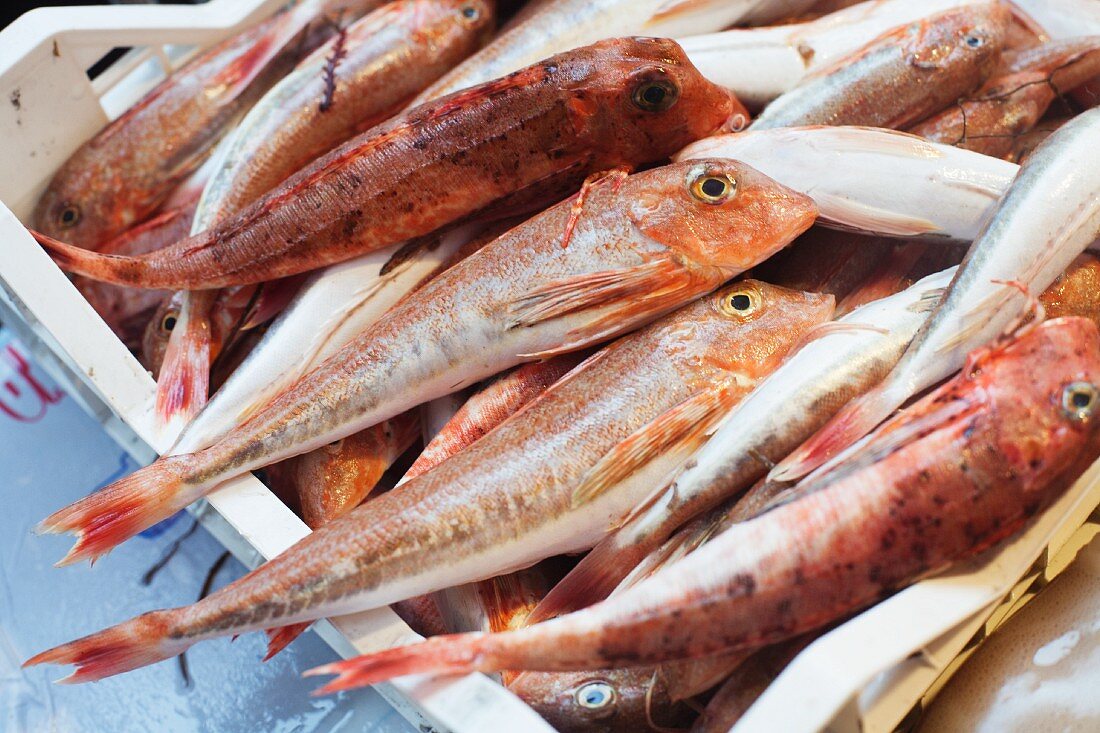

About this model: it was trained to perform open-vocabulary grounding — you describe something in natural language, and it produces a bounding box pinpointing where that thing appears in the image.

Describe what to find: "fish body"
[25,281,833,681]
[528,267,955,621]
[678,125,1019,240]
[413,0,813,103]
[910,36,1100,158]
[31,0,335,249]
[773,105,1100,482]
[305,316,1100,688]
[36,38,735,289]
[39,160,818,563]
[750,4,1008,130]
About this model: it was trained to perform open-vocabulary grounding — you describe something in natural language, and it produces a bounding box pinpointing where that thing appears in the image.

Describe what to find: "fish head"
[508,669,691,733]
[1040,254,1100,330]
[142,292,182,376]
[627,159,818,274]
[968,316,1100,487]
[902,4,1009,80]
[427,0,496,47]
[32,158,131,249]
[561,37,743,166]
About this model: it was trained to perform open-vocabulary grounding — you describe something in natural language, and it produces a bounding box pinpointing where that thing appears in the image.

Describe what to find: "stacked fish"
[20,0,1100,729]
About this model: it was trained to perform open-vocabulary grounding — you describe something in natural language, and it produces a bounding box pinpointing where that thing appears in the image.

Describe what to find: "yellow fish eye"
[1062,381,1098,421]
[719,288,760,317]
[631,76,679,113]
[58,203,81,228]
[690,173,737,205]
[161,310,179,333]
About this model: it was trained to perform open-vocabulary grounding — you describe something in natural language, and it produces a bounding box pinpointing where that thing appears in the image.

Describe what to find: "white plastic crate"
[1,2,1098,732]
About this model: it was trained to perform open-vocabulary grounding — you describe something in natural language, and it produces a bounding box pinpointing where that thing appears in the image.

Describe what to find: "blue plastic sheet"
[0,328,413,732]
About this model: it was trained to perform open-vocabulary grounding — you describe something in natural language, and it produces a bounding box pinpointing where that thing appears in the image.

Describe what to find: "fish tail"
[156,295,213,427]
[32,229,149,286]
[306,634,490,694]
[36,456,193,566]
[768,384,898,483]
[23,609,187,682]
[263,622,312,662]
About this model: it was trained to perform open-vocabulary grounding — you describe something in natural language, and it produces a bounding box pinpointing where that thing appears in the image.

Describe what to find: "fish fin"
[22,610,185,682]
[767,383,900,483]
[572,382,743,508]
[660,648,754,702]
[263,622,312,661]
[32,229,148,286]
[813,191,943,237]
[36,456,192,565]
[909,287,947,313]
[510,257,720,357]
[305,636,485,694]
[560,169,630,250]
[787,321,890,356]
[156,291,213,427]
[241,276,306,330]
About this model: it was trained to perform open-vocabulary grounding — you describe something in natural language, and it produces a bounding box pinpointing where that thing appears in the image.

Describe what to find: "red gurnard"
[303,316,1100,689]
[34,38,738,289]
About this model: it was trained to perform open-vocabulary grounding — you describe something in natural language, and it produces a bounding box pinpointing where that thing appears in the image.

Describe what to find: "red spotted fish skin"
[299,317,1100,689]
[30,0,349,250]
[22,281,832,682]
[36,37,737,289]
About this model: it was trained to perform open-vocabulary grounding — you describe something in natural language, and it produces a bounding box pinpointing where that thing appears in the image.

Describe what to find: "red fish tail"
[306,635,490,694]
[23,610,186,682]
[36,456,193,565]
[32,229,147,286]
[263,622,312,661]
[768,385,896,483]
[156,293,214,426]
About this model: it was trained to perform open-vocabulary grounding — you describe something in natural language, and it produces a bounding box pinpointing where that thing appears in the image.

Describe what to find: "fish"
[526,267,955,623]
[30,0,348,249]
[677,125,1020,240]
[288,412,421,529]
[403,354,586,480]
[411,0,816,104]
[771,105,1100,482]
[154,0,495,427]
[749,4,1008,130]
[37,160,817,565]
[167,223,490,457]
[680,0,986,109]
[23,280,834,681]
[33,38,736,289]
[909,36,1100,158]
[302,315,1100,690]
[1007,114,1071,163]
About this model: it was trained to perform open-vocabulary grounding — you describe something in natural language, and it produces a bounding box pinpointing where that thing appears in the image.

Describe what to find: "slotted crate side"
[0,3,554,731]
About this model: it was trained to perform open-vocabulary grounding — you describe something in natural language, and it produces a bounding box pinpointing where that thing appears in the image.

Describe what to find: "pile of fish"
[19,0,1100,729]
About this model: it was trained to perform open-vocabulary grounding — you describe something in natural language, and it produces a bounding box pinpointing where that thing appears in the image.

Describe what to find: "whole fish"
[288,412,420,529]
[155,0,495,426]
[38,160,818,564]
[527,267,955,622]
[403,354,585,480]
[910,37,1100,158]
[30,0,349,249]
[302,316,1100,689]
[412,0,817,103]
[34,38,736,289]
[24,281,833,681]
[771,105,1100,482]
[168,224,489,457]
[681,0,985,109]
[677,126,1019,240]
[749,4,1008,130]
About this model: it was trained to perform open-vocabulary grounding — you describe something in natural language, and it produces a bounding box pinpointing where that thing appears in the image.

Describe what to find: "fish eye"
[963,33,985,49]
[58,204,81,228]
[719,288,760,317]
[1062,381,1098,421]
[631,74,679,113]
[689,172,737,204]
[574,681,615,710]
[460,4,479,20]
[161,311,179,333]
